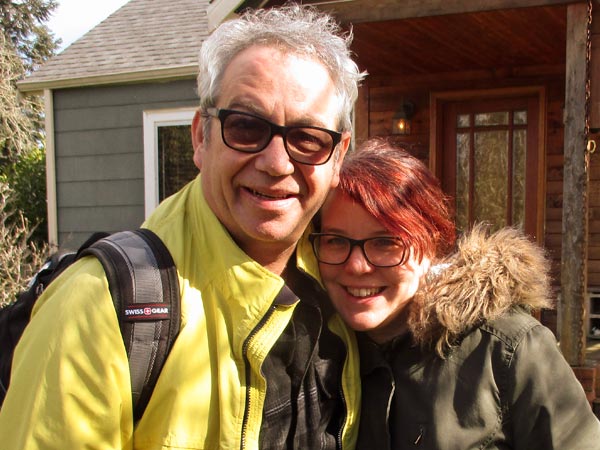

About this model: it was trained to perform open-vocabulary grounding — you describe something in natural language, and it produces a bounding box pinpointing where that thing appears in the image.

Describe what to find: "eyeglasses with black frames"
[309,233,409,268]
[204,108,342,166]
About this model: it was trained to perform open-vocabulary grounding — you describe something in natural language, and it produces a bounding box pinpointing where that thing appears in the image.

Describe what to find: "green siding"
[54,79,198,247]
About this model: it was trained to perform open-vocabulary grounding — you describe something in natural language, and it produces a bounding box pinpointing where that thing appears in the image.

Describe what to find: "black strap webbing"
[81,228,180,421]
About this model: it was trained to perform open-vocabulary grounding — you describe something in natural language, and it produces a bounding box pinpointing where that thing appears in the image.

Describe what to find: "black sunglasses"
[204,108,342,165]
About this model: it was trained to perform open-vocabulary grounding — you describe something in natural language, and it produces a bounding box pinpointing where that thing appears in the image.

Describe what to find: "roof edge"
[17,65,199,93]
[207,0,244,29]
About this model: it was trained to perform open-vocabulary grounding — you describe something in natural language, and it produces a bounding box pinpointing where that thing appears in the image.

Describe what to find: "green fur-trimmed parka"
[357,225,600,450]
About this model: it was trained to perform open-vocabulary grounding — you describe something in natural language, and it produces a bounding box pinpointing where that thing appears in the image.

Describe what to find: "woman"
[309,138,600,449]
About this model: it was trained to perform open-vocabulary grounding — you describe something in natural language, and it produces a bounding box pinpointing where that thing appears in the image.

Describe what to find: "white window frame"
[143,107,196,217]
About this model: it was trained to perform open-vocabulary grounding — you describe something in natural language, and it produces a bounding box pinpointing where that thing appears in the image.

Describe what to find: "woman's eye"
[372,238,401,250]
[322,236,348,248]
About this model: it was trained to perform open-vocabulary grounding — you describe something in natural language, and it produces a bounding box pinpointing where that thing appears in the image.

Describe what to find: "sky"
[47,0,131,52]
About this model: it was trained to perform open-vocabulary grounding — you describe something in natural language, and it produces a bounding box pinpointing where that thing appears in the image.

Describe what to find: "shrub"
[0,146,47,244]
[0,182,48,306]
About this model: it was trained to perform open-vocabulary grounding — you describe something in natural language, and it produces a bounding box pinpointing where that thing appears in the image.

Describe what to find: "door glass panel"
[456,132,470,231]
[512,129,526,229]
[514,110,527,125]
[474,112,509,126]
[157,125,195,200]
[443,97,536,238]
[457,114,470,128]
[474,131,508,228]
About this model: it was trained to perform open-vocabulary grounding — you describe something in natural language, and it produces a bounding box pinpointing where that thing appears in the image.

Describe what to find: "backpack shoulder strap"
[80,228,180,421]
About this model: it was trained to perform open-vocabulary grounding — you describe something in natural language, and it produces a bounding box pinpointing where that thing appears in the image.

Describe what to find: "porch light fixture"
[392,101,415,135]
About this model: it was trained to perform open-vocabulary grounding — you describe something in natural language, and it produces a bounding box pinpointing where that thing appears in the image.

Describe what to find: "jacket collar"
[409,225,553,356]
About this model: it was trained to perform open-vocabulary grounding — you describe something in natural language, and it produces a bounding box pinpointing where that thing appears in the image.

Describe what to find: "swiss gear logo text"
[124,303,170,321]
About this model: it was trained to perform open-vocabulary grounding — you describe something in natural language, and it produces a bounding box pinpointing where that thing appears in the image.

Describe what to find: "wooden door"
[439,95,541,239]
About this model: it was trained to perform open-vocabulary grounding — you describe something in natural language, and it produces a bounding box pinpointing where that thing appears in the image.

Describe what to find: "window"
[143,108,196,217]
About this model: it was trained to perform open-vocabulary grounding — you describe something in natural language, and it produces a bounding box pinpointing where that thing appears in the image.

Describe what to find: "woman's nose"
[344,245,374,273]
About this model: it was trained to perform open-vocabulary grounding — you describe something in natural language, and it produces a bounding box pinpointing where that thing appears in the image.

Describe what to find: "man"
[0,4,365,449]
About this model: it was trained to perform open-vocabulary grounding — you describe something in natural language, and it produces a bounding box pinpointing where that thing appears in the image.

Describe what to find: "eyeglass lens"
[311,234,407,267]
[220,110,337,165]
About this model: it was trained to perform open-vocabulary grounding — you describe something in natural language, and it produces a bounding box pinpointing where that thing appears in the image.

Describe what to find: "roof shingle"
[20,0,210,91]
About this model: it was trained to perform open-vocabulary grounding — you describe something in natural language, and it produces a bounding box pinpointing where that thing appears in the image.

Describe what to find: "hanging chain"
[585,0,595,154]
[579,0,594,364]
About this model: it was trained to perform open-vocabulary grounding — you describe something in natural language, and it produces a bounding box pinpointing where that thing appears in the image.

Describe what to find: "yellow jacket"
[0,176,360,450]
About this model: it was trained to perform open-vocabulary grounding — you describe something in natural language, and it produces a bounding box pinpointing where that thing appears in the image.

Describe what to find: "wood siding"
[357,68,566,274]
[53,79,198,248]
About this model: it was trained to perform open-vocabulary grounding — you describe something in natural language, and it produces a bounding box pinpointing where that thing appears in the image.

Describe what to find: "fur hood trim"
[408,224,554,357]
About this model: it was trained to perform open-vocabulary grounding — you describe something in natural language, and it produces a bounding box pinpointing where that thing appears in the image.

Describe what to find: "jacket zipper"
[336,381,347,450]
[413,426,424,445]
[239,304,277,450]
[332,320,350,450]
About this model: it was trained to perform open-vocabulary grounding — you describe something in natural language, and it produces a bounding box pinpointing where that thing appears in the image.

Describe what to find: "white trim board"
[143,107,196,218]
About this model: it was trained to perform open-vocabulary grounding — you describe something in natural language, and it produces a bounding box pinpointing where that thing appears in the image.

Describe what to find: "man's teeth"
[252,189,290,199]
[347,287,382,297]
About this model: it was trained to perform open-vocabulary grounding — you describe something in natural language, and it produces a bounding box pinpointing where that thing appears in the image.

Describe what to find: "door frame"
[429,86,547,242]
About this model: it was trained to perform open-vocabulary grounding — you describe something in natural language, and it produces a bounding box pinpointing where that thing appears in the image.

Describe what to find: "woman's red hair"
[335,138,456,260]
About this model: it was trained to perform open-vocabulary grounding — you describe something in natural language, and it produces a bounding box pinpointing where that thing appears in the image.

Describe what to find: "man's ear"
[331,131,351,188]
[191,109,204,170]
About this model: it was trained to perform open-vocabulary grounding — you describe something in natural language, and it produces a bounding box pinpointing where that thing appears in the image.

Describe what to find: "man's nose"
[254,134,294,176]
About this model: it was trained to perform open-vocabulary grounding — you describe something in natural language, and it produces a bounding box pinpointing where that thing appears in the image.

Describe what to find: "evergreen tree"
[0,0,58,248]
[0,32,37,161]
[0,0,59,163]
[0,0,59,73]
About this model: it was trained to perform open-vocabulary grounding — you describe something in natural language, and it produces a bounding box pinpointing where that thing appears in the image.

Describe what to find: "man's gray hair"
[197,3,365,132]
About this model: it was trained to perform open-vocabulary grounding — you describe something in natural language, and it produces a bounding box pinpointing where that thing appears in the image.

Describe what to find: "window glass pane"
[456,132,470,231]
[474,112,509,126]
[513,110,527,125]
[474,130,508,229]
[512,130,526,229]
[457,114,470,128]
[158,125,195,200]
